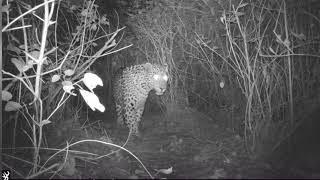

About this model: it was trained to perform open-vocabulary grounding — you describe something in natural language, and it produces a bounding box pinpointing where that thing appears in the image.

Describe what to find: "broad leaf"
[5,101,22,111]
[11,58,25,72]
[62,81,76,96]
[79,89,105,112]
[2,90,12,101]
[30,50,40,59]
[51,74,60,82]
[40,119,52,126]
[219,81,225,88]
[64,69,74,76]
[7,43,21,54]
[82,72,103,91]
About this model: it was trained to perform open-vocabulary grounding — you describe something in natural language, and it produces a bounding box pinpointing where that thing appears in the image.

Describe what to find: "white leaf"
[70,5,77,10]
[283,38,290,47]
[134,169,144,174]
[79,89,105,112]
[62,81,76,96]
[223,156,231,164]
[43,58,49,65]
[219,81,224,88]
[19,44,25,49]
[64,69,74,76]
[110,39,116,47]
[5,101,22,111]
[62,80,72,86]
[82,72,103,91]
[155,167,173,175]
[100,16,109,25]
[91,23,97,30]
[51,74,60,82]
[22,59,35,72]
[269,46,276,54]
[22,64,33,72]
[235,12,245,17]
[81,9,88,16]
[26,59,35,66]
[30,50,40,59]
[238,3,248,8]
[11,58,25,72]
[220,16,225,24]
[40,119,52,126]
[7,43,21,54]
[92,42,98,47]
[2,90,13,101]
[291,32,306,41]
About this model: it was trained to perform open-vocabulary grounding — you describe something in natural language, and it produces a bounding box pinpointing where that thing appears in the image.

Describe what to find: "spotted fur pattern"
[113,62,169,136]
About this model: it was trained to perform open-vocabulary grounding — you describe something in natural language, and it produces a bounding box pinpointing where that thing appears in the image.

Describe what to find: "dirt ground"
[4,100,320,179]
[39,102,297,179]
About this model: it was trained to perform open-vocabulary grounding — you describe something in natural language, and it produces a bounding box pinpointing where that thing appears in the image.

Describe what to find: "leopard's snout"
[155,87,166,95]
[160,87,166,92]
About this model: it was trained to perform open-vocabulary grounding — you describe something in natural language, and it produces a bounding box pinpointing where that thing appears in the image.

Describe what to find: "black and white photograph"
[1,0,320,179]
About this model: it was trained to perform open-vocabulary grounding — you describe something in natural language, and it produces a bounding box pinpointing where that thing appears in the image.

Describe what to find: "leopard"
[113,62,169,137]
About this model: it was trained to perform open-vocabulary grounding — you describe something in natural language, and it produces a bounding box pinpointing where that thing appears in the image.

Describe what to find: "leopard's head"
[144,63,169,95]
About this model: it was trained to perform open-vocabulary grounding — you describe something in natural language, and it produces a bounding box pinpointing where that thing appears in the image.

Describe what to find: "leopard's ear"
[143,62,153,72]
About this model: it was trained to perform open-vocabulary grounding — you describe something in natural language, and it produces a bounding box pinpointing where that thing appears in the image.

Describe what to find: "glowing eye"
[153,74,160,80]
[163,75,168,81]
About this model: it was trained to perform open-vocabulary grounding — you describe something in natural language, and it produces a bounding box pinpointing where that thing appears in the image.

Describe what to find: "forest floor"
[5,100,320,179]
[43,102,303,179]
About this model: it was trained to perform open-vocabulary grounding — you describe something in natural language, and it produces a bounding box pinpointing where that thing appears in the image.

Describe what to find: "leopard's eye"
[163,75,168,81]
[153,74,160,80]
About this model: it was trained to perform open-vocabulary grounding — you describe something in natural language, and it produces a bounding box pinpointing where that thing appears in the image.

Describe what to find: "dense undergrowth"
[113,0,320,154]
[2,0,320,178]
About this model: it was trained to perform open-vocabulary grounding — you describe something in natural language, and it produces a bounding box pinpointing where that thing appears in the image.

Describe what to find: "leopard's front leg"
[130,107,144,137]
[115,102,124,126]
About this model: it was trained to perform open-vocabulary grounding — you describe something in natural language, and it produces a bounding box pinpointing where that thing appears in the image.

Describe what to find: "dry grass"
[2,0,320,178]
[124,0,320,155]
[2,0,130,177]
